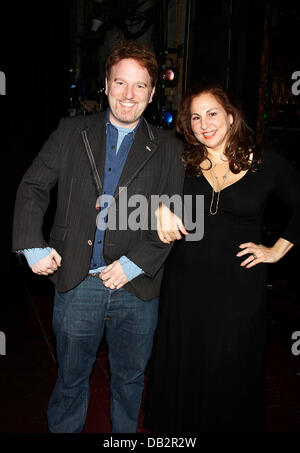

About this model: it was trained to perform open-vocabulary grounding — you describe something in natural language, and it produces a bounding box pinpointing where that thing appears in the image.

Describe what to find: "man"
[12,40,184,433]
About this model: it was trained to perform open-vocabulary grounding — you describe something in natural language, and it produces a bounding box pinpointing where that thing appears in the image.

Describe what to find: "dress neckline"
[201,168,251,193]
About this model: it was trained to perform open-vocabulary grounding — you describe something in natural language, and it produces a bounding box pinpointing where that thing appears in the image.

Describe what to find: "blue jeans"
[47,275,159,433]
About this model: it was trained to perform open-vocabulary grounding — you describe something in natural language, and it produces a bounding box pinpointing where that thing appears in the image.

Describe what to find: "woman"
[143,82,300,433]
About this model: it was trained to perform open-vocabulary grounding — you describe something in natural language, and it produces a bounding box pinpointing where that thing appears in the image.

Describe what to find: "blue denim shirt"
[90,112,138,269]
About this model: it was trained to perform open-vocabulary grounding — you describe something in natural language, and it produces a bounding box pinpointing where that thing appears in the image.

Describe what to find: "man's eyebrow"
[113,78,148,86]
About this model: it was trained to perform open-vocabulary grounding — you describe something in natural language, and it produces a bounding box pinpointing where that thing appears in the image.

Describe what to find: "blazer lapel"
[80,113,158,200]
[114,120,158,200]
[82,112,107,193]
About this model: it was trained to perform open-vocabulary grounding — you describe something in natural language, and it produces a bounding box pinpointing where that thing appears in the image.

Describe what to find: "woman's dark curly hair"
[176,82,263,176]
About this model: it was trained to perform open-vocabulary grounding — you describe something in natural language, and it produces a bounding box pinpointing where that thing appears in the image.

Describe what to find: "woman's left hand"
[236,242,280,268]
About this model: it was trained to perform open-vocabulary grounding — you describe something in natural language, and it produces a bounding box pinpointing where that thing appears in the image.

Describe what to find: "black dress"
[144,151,300,433]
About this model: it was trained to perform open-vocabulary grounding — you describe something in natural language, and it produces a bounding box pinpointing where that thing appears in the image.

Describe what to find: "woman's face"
[190,92,233,154]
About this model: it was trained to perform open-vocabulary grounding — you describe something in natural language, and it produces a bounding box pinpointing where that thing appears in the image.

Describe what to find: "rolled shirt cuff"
[23,247,53,267]
[119,255,144,281]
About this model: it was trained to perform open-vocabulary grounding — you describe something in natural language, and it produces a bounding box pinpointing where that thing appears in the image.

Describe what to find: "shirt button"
[98,240,102,244]
[108,168,111,171]
[111,145,115,149]
[88,240,93,246]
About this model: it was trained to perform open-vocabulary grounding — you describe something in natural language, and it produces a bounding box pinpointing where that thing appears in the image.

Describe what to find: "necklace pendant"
[209,167,230,215]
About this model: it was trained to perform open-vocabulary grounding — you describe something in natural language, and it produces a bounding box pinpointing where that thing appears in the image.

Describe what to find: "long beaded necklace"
[209,166,231,215]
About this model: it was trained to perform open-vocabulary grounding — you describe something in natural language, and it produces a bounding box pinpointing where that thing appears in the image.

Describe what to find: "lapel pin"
[146,145,151,152]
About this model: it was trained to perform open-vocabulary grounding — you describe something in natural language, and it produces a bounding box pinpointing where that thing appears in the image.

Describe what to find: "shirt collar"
[106,108,142,136]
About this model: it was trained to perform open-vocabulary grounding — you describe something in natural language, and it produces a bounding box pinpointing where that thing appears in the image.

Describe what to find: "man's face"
[105,58,155,129]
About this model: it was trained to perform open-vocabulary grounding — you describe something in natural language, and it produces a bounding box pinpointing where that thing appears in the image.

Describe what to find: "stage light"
[162,111,173,124]
[161,67,178,87]
[164,69,175,82]
[161,109,177,129]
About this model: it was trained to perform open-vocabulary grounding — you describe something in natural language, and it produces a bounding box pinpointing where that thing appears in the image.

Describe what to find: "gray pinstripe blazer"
[12,111,185,299]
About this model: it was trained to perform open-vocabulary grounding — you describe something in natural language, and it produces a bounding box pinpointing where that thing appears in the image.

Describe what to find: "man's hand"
[31,249,62,275]
[99,260,129,290]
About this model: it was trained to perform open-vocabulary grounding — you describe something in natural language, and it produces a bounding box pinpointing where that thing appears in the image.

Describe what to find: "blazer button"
[88,240,93,246]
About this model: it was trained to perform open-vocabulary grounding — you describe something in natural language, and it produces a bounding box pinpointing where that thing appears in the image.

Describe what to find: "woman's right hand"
[155,203,189,244]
